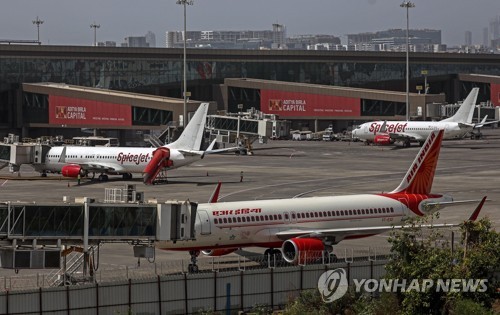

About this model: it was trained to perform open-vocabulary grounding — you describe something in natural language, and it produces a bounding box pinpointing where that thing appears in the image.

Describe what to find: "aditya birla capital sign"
[261,90,360,117]
[49,95,132,126]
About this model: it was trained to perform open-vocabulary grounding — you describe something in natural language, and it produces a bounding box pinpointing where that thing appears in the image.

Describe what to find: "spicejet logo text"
[369,122,408,133]
[117,152,150,165]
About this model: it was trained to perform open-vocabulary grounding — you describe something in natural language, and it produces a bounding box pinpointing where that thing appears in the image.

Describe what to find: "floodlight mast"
[32,16,44,45]
[400,1,415,121]
[176,0,194,127]
[90,22,101,47]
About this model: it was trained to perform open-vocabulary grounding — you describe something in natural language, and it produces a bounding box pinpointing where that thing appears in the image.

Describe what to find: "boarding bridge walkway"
[0,200,196,242]
[0,194,197,270]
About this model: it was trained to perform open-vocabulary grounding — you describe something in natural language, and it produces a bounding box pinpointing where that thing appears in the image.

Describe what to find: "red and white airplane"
[35,103,220,184]
[156,129,486,272]
[351,88,494,147]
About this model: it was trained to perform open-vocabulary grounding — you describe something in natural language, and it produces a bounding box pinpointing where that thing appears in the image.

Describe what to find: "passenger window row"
[214,207,395,225]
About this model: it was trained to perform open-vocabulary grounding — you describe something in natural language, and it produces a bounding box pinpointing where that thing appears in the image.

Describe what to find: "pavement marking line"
[1,180,8,186]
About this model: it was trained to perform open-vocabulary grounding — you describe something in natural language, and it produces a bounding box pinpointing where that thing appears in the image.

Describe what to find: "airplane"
[35,103,221,184]
[351,88,496,147]
[156,129,486,272]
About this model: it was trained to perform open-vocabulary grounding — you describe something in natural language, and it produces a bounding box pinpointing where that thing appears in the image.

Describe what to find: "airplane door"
[290,211,298,223]
[198,210,211,235]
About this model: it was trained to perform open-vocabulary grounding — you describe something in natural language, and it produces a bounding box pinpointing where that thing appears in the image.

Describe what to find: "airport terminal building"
[1,45,499,140]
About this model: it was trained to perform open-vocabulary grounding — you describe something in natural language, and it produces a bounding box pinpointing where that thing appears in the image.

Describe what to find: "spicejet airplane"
[351,88,494,147]
[156,129,486,272]
[36,103,219,184]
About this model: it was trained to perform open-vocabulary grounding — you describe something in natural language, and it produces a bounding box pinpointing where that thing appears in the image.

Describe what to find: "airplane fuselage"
[353,121,471,142]
[36,146,199,174]
[156,193,449,251]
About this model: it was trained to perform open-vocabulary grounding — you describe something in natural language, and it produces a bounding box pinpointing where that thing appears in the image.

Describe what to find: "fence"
[0,245,392,291]
[0,259,389,315]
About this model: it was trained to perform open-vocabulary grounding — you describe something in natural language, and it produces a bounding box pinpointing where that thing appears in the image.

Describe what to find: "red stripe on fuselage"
[378,193,443,216]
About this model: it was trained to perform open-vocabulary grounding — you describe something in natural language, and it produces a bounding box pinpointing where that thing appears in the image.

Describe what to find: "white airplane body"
[35,103,217,184]
[41,146,196,174]
[351,88,489,147]
[157,130,486,270]
[161,194,416,250]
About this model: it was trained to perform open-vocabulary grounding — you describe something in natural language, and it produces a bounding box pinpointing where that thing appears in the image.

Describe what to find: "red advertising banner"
[260,90,360,117]
[49,95,132,126]
[491,83,500,107]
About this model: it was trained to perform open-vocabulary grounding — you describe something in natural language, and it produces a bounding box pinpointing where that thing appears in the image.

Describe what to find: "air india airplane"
[35,103,222,184]
[351,88,495,147]
[156,129,486,272]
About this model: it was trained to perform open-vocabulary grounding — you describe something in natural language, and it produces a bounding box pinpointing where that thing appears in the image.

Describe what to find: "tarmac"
[0,128,499,277]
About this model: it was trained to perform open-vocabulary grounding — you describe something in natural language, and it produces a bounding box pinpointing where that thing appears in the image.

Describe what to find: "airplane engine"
[374,134,392,145]
[143,147,173,184]
[201,248,238,256]
[61,164,84,178]
[281,238,324,264]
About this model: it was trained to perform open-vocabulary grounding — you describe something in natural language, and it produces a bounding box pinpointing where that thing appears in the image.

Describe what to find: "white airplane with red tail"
[351,88,496,147]
[156,129,486,272]
[36,103,222,184]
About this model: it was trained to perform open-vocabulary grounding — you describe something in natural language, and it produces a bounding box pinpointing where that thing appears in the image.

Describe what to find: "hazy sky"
[1,0,498,47]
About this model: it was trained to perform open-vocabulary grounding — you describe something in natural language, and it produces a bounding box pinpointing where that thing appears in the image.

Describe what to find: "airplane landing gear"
[98,174,109,181]
[188,250,200,273]
[122,173,133,180]
[264,248,282,266]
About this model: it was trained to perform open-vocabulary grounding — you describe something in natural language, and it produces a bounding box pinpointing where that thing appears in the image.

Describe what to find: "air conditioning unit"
[133,192,144,203]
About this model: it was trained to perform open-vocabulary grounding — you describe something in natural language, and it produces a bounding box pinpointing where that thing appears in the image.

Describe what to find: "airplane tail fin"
[441,88,478,124]
[390,129,444,195]
[167,103,209,151]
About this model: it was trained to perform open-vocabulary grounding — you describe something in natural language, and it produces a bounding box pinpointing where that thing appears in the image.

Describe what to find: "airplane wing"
[202,139,242,155]
[275,196,486,242]
[275,222,457,241]
[179,140,241,158]
[78,162,127,173]
[177,149,205,157]
[389,132,425,141]
[472,116,500,129]
[458,116,500,129]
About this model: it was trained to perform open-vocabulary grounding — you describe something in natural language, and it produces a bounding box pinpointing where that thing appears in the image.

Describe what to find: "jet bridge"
[0,133,50,173]
[0,188,198,270]
[206,110,291,146]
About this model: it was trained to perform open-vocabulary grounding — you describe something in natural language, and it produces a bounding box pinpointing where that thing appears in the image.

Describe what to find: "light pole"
[400,1,415,121]
[90,22,100,46]
[32,16,44,45]
[176,0,193,127]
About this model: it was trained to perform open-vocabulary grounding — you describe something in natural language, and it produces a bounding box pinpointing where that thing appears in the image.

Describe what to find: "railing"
[0,246,392,291]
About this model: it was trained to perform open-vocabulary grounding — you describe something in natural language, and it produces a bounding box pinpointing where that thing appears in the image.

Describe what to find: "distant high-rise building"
[145,31,156,48]
[166,31,184,48]
[124,36,149,47]
[272,23,286,48]
[483,27,489,47]
[347,32,376,45]
[97,41,117,47]
[465,31,472,46]
[165,26,284,49]
[490,16,500,42]
[348,29,441,46]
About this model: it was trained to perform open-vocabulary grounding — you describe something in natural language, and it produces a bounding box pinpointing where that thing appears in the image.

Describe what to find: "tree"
[385,215,499,314]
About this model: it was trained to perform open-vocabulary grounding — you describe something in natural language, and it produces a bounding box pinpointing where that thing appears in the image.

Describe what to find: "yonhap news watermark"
[317,268,488,303]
